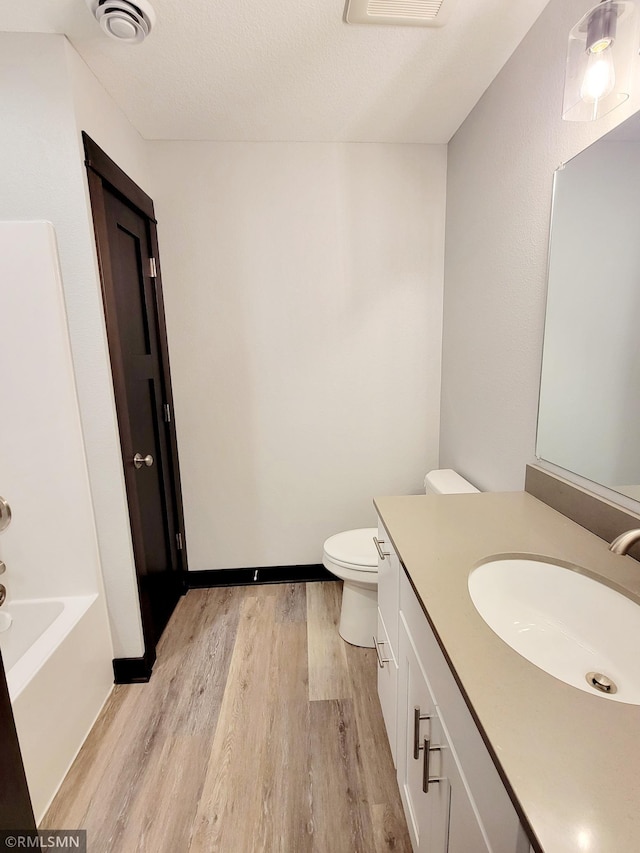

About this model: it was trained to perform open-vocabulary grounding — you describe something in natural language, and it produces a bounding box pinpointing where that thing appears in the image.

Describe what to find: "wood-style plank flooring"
[42,582,411,852]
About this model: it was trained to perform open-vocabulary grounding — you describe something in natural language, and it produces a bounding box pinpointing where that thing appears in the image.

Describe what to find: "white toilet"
[323,469,479,647]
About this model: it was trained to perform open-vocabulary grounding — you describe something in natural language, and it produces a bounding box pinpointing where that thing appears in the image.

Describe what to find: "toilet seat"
[323,528,378,572]
[323,528,378,647]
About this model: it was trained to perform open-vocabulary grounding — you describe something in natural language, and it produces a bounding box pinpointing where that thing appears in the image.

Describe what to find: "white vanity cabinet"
[376,515,531,853]
[398,606,491,853]
[374,520,401,763]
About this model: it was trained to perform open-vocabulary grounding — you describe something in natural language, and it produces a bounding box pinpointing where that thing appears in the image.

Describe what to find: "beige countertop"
[374,491,640,853]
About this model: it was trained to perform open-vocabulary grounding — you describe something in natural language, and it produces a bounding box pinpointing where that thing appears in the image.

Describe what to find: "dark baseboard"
[113,647,157,684]
[187,564,339,589]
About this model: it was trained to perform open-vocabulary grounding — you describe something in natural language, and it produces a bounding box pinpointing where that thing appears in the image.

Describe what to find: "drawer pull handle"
[373,636,391,668]
[413,705,431,759]
[422,737,443,794]
[373,537,390,561]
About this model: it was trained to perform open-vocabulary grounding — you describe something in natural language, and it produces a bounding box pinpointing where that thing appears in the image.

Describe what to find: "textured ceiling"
[0,0,552,142]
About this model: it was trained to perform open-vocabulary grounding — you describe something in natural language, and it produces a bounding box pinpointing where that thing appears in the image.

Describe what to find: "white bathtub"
[1,594,113,822]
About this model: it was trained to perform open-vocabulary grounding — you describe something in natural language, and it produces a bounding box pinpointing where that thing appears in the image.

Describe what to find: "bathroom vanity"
[374,490,640,853]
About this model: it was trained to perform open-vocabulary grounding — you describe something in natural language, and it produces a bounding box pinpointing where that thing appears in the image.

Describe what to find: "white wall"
[0,33,145,657]
[440,0,640,492]
[149,142,446,570]
[66,41,151,190]
[64,40,152,656]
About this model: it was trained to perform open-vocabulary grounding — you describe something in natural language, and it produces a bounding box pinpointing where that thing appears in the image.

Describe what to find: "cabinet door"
[376,608,398,764]
[397,615,449,852]
[400,571,526,853]
[441,732,491,853]
[420,710,450,853]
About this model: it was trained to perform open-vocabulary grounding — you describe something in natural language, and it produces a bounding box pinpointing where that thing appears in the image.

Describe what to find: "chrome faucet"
[609,529,640,555]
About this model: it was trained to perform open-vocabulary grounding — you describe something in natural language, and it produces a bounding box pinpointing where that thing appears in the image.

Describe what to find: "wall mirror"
[537,108,640,501]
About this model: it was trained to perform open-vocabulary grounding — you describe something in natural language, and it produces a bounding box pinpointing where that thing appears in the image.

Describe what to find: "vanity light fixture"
[562,0,639,121]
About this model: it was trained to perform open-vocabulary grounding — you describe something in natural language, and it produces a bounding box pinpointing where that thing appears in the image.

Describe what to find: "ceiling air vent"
[344,0,456,27]
[86,0,156,44]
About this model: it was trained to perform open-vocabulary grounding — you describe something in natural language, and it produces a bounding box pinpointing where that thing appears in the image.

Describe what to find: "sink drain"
[585,671,617,695]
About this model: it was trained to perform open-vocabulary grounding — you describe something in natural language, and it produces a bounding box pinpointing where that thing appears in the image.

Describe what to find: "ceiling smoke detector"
[86,0,156,44]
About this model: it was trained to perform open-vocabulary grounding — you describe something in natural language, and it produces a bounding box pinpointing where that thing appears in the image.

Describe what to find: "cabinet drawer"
[400,571,527,853]
[376,608,398,765]
[376,518,400,658]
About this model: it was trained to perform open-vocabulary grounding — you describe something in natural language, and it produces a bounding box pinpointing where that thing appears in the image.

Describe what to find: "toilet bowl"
[323,469,479,648]
[322,528,378,647]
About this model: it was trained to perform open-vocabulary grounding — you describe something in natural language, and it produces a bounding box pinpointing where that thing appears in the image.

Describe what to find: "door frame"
[0,648,37,832]
[83,133,188,680]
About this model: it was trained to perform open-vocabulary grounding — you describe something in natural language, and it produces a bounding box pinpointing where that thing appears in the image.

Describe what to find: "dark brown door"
[84,134,187,663]
[0,649,36,832]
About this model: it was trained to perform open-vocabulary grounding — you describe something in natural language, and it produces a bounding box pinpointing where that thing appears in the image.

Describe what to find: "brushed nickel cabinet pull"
[373,537,390,560]
[373,636,391,668]
[413,706,431,760]
[422,737,444,794]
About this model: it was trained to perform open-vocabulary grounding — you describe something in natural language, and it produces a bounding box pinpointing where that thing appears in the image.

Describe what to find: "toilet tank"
[424,469,479,495]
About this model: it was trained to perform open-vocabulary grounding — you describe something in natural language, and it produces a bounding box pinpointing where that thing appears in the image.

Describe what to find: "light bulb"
[580,44,616,103]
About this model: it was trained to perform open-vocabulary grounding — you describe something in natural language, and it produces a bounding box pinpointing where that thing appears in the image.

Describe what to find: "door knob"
[0,497,11,533]
[133,453,154,469]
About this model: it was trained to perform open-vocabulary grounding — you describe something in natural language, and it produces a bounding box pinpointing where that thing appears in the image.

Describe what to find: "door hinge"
[149,257,158,278]
[163,403,171,423]
[176,532,183,551]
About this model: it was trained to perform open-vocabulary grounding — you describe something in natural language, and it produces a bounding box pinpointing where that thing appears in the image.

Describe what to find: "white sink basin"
[468,557,640,704]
